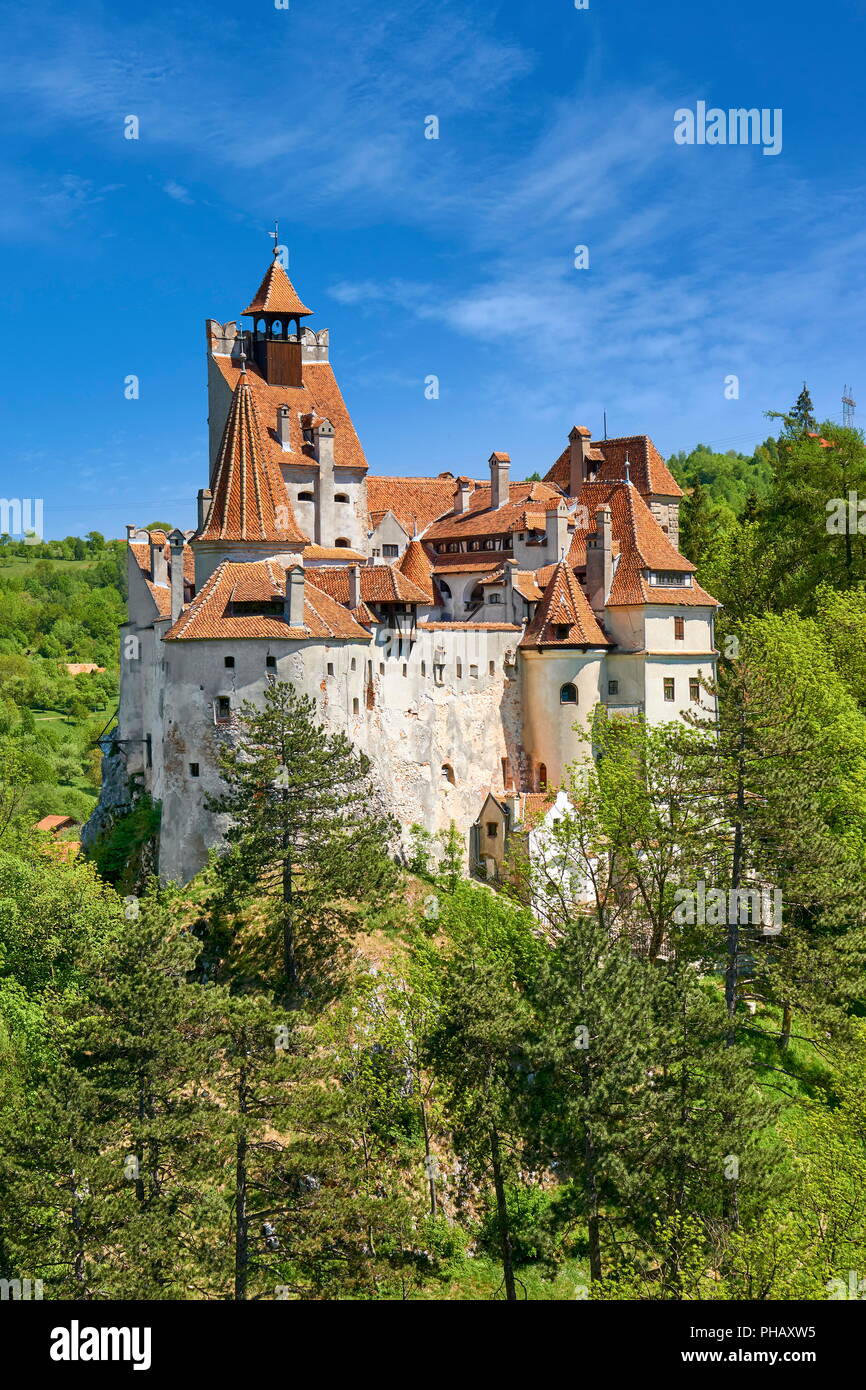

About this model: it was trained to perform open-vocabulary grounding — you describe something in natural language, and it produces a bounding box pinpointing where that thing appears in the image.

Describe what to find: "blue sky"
[2,0,865,538]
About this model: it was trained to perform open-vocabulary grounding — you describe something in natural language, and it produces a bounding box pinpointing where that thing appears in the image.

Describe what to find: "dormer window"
[334,493,349,503]
[230,600,284,616]
[648,571,692,587]
[298,491,314,502]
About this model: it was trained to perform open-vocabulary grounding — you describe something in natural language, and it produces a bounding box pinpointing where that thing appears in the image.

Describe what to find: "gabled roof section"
[546,434,683,499]
[520,560,609,648]
[198,373,308,544]
[396,539,434,601]
[164,561,370,641]
[366,476,458,534]
[306,564,431,606]
[243,257,312,318]
[213,358,368,473]
[425,480,563,541]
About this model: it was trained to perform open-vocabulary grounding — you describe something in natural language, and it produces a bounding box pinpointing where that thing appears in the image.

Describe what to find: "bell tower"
[241,238,313,389]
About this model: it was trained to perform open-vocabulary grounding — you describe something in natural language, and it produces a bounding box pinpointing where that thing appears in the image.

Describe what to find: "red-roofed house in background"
[85,247,719,884]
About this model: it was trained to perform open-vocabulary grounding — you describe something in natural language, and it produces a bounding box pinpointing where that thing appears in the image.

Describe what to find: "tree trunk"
[235,1069,249,1301]
[421,1097,438,1217]
[726,699,747,1046]
[779,1000,793,1051]
[489,1125,516,1301]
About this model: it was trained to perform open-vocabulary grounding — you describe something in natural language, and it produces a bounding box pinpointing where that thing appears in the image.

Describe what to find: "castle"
[93,249,719,883]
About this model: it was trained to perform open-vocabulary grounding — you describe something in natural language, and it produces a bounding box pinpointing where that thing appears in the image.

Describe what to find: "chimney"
[586,504,613,614]
[313,417,335,468]
[545,502,570,561]
[348,563,362,611]
[502,559,518,624]
[276,404,292,451]
[489,452,510,510]
[149,535,168,587]
[125,523,137,542]
[454,477,473,515]
[286,565,306,627]
[568,426,592,497]
[168,530,186,623]
[197,488,213,531]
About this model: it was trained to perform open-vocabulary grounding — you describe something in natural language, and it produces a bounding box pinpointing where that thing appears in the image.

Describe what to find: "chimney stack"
[149,534,168,587]
[286,565,306,627]
[197,489,213,531]
[454,477,473,515]
[348,563,362,611]
[545,502,570,562]
[586,504,613,614]
[489,452,510,511]
[568,426,592,497]
[277,405,292,451]
[168,530,186,623]
[313,417,335,468]
[502,559,519,624]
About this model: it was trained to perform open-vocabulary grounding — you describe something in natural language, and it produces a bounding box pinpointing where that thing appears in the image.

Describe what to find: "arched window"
[334,493,350,503]
[298,491,314,502]
[438,581,452,598]
[441,763,455,784]
[334,537,351,548]
[560,682,578,705]
[538,763,548,790]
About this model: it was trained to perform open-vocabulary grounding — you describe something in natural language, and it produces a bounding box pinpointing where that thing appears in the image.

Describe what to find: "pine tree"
[207,680,399,997]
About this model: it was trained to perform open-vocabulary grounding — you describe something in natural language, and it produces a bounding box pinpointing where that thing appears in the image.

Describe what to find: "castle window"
[231,600,283,616]
[470,664,478,678]
[335,493,350,503]
[215,696,231,722]
[689,677,701,703]
[538,763,548,790]
[468,540,481,551]
[327,662,334,676]
[379,662,385,675]
[402,663,407,677]
[421,661,426,676]
[664,678,675,702]
[560,682,577,705]
[489,593,502,604]
[189,762,200,778]
[266,655,276,670]
[556,625,570,641]
[383,544,398,558]
[224,656,235,668]
[674,616,685,640]
[489,661,495,675]
[502,757,512,789]
[350,657,356,671]
[298,491,315,502]
[456,659,462,678]
[441,763,455,784]
[486,822,498,839]
[608,680,619,696]
[446,542,460,553]
[484,539,497,550]
[335,537,351,548]
[353,698,360,715]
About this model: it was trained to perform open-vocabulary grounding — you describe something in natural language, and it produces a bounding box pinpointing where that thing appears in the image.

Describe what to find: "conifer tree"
[207,680,399,996]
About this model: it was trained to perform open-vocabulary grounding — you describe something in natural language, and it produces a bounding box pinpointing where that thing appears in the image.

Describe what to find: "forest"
[1,390,866,1301]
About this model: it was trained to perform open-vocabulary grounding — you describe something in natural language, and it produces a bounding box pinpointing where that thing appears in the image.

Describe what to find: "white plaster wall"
[520,650,605,787]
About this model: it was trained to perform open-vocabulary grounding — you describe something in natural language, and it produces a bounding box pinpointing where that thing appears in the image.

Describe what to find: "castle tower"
[192,366,308,587]
[242,250,313,388]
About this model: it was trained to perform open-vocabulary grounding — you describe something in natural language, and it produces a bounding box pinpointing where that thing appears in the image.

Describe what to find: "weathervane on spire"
[268,220,280,256]
[624,455,632,485]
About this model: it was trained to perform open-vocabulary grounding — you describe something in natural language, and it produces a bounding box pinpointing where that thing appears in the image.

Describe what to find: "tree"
[207,681,398,998]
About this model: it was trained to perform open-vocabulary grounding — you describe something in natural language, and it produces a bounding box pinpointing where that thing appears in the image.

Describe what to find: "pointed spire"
[396,538,434,602]
[520,560,608,648]
[197,374,307,544]
[242,255,313,318]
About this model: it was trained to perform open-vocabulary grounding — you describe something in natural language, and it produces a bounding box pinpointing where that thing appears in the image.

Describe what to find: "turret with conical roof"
[242,248,313,388]
[192,364,308,586]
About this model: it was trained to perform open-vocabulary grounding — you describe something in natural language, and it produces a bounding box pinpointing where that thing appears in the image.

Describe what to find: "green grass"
[412,1253,591,1300]
[0,555,98,575]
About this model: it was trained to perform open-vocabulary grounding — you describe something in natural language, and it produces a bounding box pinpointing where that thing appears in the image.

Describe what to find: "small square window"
[489,661,495,675]
[608,680,619,696]
[189,762,199,778]
[470,664,478,678]
[327,662,334,676]
[486,822,498,838]
[663,678,675,702]
[689,677,701,703]
[266,655,276,670]
[383,543,399,558]
[224,656,235,669]
[216,696,231,721]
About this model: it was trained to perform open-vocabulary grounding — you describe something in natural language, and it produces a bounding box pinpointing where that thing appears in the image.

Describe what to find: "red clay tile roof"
[306,564,431,606]
[242,256,312,317]
[198,373,308,545]
[546,433,683,499]
[425,481,563,541]
[430,557,504,575]
[396,539,434,601]
[417,621,521,632]
[35,814,79,832]
[303,544,366,561]
[366,476,458,534]
[520,560,610,648]
[164,560,370,642]
[480,566,544,602]
[214,357,368,474]
[129,538,196,618]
